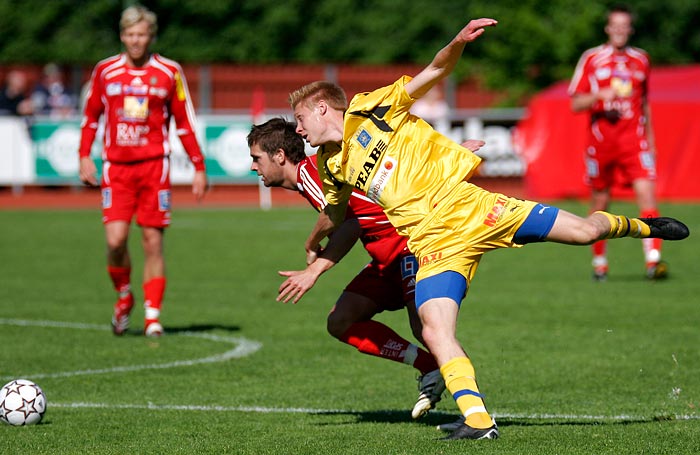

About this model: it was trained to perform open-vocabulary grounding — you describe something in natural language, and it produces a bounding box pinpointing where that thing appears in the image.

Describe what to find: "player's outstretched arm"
[277,260,332,304]
[406,18,497,100]
[279,219,361,304]
[304,201,348,264]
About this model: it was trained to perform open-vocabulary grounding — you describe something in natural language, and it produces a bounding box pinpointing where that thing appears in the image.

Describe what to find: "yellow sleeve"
[317,150,353,206]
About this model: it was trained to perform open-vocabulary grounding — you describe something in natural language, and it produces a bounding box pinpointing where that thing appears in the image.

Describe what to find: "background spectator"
[0,70,34,116]
[410,83,450,132]
[31,63,77,118]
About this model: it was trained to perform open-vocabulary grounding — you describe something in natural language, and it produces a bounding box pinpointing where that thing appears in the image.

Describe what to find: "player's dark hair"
[247,117,307,164]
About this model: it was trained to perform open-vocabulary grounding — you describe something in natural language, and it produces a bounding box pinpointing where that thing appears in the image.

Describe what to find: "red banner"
[515,65,700,201]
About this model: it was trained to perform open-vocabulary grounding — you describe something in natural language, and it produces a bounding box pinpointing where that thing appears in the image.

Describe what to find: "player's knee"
[580,216,608,243]
[420,324,442,351]
[326,313,349,339]
[106,237,128,255]
[574,222,599,244]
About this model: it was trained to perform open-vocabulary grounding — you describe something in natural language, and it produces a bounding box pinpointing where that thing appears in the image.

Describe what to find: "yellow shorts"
[407,181,538,284]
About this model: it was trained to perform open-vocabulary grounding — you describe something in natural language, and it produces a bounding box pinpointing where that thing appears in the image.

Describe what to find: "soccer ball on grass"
[0,379,47,426]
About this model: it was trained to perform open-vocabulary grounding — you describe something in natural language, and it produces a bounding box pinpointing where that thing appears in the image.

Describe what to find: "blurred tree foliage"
[1,0,698,104]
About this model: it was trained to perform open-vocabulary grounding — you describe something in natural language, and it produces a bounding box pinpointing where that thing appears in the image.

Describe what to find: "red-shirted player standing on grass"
[569,4,664,281]
[78,5,207,337]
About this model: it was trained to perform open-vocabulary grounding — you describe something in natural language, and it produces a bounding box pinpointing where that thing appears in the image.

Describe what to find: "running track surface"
[0,178,525,210]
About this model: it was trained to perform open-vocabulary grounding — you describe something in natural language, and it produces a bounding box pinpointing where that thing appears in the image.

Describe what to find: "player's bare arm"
[571,87,616,112]
[277,257,334,304]
[406,18,497,99]
[79,156,98,186]
[304,200,348,264]
[191,170,208,201]
[279,219,361,304]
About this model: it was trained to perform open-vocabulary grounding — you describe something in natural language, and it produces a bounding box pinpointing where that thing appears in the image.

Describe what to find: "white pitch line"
[52,402,337,414]
[0,318,262,380]
[47,402,700,421]
[5,319,699,423]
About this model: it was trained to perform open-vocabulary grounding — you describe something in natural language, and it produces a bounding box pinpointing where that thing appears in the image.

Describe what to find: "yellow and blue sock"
[440,357,493,429]
[595,211,650,239]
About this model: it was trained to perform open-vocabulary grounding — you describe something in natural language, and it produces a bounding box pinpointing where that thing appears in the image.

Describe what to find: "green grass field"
[0,201,698,454]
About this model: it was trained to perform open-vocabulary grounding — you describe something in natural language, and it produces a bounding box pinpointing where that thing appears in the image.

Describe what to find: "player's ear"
[317,100,327,115]
[275,148,286,163]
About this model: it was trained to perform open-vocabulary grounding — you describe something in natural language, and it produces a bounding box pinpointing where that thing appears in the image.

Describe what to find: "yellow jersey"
[318,76,537,282]
[318,76,482,238]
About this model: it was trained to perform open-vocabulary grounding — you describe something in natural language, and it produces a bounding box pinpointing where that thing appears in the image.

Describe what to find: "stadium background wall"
[2,63,699,204]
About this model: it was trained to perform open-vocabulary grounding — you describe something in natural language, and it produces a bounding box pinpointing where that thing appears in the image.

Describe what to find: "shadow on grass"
[119,323,241,336]
[590,272,671,283]
[164,323,241,334]
[311,409,661,428]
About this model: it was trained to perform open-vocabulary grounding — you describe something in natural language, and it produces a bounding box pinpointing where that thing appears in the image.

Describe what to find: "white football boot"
[411,369,445,419]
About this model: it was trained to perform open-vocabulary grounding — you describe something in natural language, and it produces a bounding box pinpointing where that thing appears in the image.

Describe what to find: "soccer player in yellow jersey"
[288,18,689,440]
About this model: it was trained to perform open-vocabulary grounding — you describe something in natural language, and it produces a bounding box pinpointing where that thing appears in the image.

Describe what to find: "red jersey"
[568,44,650,143]
[297,155,408,269]
[78,53,205,170]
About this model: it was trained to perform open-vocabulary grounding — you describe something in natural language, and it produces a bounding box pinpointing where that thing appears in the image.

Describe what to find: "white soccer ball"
[0,379,47,426]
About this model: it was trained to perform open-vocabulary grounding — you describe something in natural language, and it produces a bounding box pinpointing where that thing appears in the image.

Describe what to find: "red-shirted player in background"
[246,118,477,420]
[569,4,665,281]
[78,5,207,337]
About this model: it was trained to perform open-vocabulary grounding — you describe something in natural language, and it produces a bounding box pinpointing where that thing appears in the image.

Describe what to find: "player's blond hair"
[120,5,158,37]
[288,81,348,111]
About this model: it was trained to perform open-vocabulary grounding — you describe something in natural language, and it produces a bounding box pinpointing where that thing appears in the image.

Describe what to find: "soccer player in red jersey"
[569,5,664,281]
[247,118,462,419]
[78,5,207,337]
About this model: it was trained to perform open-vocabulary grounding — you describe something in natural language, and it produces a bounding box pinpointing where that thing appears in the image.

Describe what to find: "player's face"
[121,20,153,65]
[250,144,283,187]
[605,12,633,50]
[294,102,324,147]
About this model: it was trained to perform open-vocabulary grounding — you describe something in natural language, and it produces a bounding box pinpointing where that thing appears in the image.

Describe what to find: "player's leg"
[397,253,445,419]
[545,209,688,245]
[416,275,498,440]
[511,202,663,249]
[624,130,667,278]
[105,221,134,335]
[102,162,137,336]
[141,227,165,337]
[137,158,171,337]
[590,188,611,281]
[330,291,435,373]
[633,178,667,279]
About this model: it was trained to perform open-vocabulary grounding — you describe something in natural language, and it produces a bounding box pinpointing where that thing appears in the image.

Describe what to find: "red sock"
[412,348,440,374]
[592,239,607,260]
[339,320,437,373]
[641,208,662,263]
[640,208,660,219]
[143,277,166,322]
[108,266,131,297]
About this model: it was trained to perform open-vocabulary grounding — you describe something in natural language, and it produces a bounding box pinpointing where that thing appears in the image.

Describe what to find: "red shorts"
[101,158,171,228]
[343,251,417,312]
[584,132,656,191]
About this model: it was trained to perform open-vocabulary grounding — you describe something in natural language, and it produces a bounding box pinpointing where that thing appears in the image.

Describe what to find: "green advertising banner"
[31,116,260,184]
